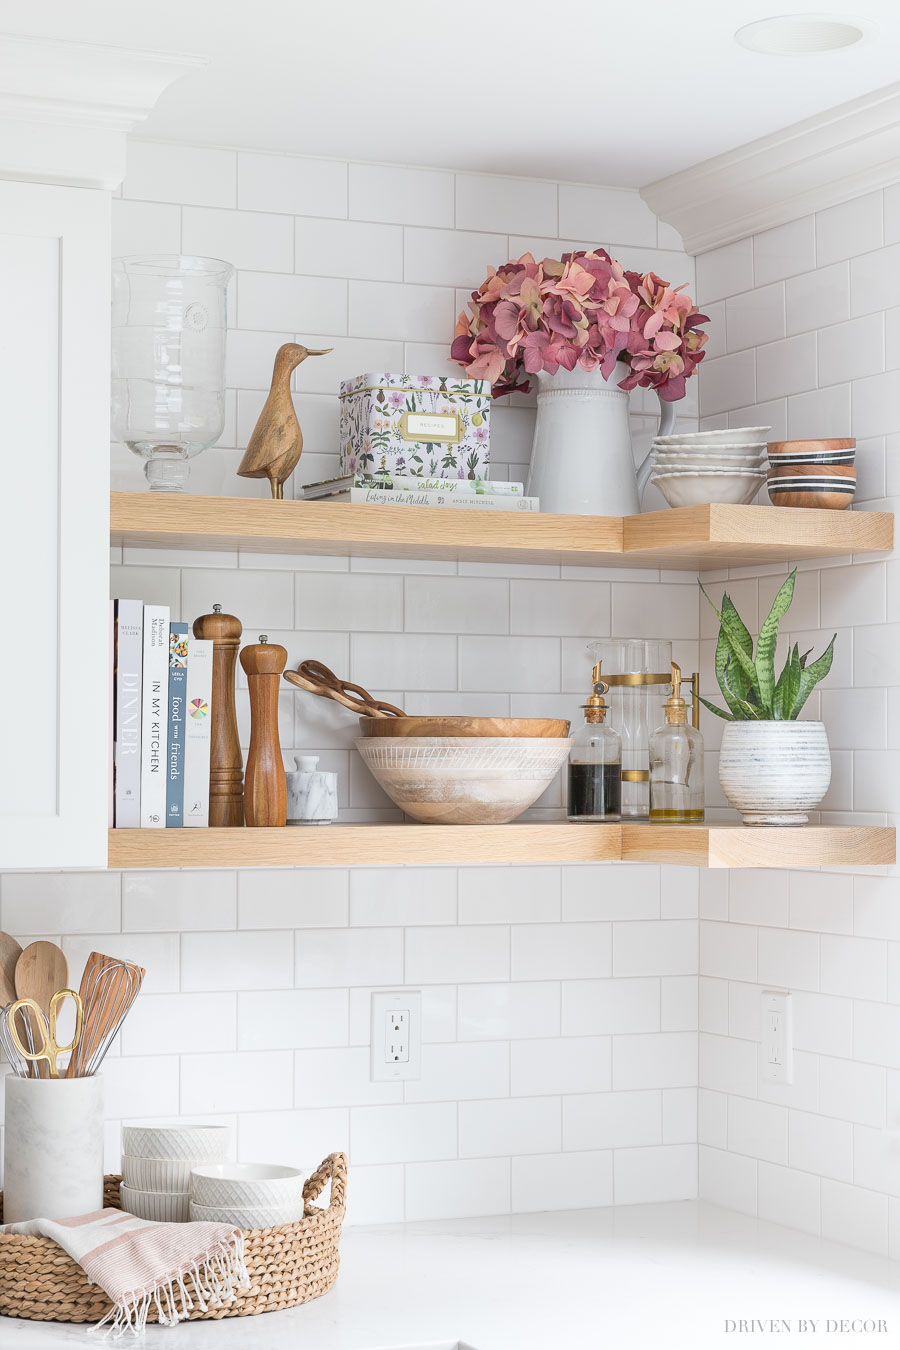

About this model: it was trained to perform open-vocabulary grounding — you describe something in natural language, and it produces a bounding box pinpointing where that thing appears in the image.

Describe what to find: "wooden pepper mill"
[192,604,244,828]
[239,635,288,827]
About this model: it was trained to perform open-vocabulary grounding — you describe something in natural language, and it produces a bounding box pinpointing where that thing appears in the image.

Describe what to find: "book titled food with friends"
[165,623,189,827]
[139,605,170,828]
[113,599,143,828]
[183,638,213,828]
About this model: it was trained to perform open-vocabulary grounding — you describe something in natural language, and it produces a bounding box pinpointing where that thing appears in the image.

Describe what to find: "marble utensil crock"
[286,755,338,825]
[718,720,831,826]
[3,1075,104,1223]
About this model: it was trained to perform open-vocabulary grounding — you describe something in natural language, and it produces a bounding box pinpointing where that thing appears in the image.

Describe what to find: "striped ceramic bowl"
[119,1183,191,1223]
[121,1154,195,1192]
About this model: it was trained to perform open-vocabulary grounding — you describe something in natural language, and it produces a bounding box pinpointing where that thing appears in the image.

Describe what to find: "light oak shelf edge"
[109,493,893,571]
[106,824,895,870]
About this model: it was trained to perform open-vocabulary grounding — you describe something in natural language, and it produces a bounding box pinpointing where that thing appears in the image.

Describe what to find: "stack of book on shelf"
[302,474,539,512]
[111,600,213,829]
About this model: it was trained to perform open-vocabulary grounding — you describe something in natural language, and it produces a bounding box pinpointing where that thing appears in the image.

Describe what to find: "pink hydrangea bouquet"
[451,248,709,401]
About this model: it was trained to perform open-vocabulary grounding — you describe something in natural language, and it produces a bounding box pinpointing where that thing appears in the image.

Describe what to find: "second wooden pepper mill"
[192,605,244,827]
[239,635,288,827]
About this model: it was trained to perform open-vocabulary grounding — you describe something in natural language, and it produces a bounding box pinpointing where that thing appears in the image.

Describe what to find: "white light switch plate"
[371,989,422,1081]
[761,989,792,1084]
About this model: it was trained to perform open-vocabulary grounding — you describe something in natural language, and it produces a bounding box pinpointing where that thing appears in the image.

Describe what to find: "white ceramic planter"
[718,720,831,826]
[525,363,676,516]
[3,1076,104,1223]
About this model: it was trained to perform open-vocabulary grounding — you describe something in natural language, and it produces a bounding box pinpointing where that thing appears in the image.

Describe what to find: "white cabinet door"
[0,182,109,868]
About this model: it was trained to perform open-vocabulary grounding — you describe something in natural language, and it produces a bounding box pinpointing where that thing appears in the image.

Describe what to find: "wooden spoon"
[0,930,22,1006]
[16,941,69,1079]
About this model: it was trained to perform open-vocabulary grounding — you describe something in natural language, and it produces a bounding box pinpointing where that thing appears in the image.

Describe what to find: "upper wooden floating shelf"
[107,823,894,871]
[109,493,893,572]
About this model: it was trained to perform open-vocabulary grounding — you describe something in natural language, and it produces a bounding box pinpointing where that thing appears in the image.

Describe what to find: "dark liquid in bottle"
[567,763,622,820]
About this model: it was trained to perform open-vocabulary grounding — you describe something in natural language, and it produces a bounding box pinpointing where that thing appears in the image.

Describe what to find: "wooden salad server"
[237,342,333,499]
[15,940,69,1078]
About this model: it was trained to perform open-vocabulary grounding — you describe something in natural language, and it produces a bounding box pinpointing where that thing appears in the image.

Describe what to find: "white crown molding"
[641,81,900,255]
[0,35,206,190]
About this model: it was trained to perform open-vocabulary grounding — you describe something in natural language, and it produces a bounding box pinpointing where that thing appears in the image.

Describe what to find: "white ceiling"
[9,0,900,185]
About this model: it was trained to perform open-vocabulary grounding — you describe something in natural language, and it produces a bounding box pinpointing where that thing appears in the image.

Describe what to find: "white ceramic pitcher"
[525,362,677,516]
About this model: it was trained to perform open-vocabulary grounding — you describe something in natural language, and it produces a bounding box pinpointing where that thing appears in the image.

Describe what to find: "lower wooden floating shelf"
[107,824,895,870]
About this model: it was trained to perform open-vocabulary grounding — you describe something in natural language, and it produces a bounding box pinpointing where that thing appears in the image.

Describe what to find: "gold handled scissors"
[9,989,84,1079]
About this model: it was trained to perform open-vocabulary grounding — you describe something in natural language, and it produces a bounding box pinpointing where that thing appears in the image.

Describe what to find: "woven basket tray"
[0,1151,346,1324]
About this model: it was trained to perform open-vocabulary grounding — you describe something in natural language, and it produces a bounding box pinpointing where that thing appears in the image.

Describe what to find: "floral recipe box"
[339,374,491,480]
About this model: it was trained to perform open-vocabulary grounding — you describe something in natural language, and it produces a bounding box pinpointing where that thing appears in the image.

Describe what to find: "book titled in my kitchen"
[113,599,143,829]
[183,637,213,828]
[165,623,189,828]
[140,605,170,828]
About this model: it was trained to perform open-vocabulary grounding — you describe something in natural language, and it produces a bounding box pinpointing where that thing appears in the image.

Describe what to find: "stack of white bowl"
[649,427,771,507]
[120,1124,230,1223]
[190,1163,306,1229]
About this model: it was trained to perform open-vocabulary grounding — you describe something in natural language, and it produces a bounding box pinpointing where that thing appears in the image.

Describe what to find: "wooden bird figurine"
[237,342,332,499]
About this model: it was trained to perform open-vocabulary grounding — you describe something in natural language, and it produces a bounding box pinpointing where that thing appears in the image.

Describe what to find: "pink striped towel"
[2,1207,250,1337]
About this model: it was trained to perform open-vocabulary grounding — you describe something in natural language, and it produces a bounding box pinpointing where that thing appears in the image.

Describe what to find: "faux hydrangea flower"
[451,249,709,400]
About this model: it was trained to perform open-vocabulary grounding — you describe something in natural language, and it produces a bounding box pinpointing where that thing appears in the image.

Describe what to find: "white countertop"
[3,1202,900,1350]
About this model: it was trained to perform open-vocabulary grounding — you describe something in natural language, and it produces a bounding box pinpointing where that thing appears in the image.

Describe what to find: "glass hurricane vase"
[112,255,233,492]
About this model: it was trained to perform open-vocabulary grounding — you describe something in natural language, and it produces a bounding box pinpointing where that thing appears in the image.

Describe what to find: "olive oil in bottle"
[567,662,622,823]
[649,662,704,823]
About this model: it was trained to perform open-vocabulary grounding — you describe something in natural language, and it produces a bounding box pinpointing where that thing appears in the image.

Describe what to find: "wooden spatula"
[15,941,69,1079]
[0,930,22,1006]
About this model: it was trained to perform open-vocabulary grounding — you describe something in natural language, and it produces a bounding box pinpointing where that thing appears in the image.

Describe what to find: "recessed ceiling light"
[735,15,865,54]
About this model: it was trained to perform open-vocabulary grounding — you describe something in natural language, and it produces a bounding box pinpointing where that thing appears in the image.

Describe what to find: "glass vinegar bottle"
[649,662,704,823]
[567,663,622,823]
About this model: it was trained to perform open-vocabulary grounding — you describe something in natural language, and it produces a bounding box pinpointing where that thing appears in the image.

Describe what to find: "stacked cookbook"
[303,473,539,511]
[111,600,213,829]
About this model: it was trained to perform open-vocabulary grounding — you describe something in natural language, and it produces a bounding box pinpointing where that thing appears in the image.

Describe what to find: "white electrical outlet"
[761,990,792,1083]
[371,990,422,1081]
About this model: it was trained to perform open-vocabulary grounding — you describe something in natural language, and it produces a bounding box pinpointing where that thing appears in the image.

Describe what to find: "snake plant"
[699,570,835,721]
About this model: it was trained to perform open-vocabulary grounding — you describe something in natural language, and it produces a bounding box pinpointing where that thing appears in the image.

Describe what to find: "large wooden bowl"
[357,716,571,738]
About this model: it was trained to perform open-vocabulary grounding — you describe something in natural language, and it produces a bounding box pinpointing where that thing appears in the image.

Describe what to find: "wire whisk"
[66,952,145,1078]
[0,1001,41,1078]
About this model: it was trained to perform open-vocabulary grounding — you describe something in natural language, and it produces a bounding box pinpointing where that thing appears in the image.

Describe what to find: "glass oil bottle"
[567,662,622,822]
[649,662,704,823]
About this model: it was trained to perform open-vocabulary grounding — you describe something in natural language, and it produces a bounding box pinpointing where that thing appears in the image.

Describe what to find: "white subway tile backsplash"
[459,1095,560,1157]
[183,207,293,274]
[238,152,347,218]
[112,199,181,256]
[512,923,610,981]
[296,216,402,282]
[237,271,348,334]
[852,242,900,317]
[753,216,816,286]
[561,978,660,1035]
[612,1031,696,1090]
[405,575,508,635]
[349,163,454,228]
[293,1047,401,1107]
[757,1161,820,1236]
[756,333,817,402]
[352,1102,457,1164]
[757,927,819,992]
[122,993,236,1056]
[295,928,402,987]
[351,632,457,690]
[407,1041,509,1103]
[238,870,349,929]
[562,865,660,921]
[698,1145,757,1216]
[816,192,883,268]
[349,279,454,342]
[820,934,887,1001]
[458,981,560,1041]
[818,313,884,386]
[238,988,348,1050]
[558,185,657,248]
[821,1179,890,1256]
[3,871,120,935]
[698,350,755,419]
[123,871,235,931]
[105,1055,180,1120]
[727,1094,788,1164]
[125,141,236,208]
[789,1109,852,1182]
[456,173,556,237]
[511,1150,612,1212]
[407,925,509,984]
[697,238,754,303]
[62,933,179,995]
[511,1036,610,1096]
[296,571,403,632]
[785,262,850,337]
[239,1106,350,1172]
[616,1143,697,1204]
[403,227,498,288]
[510,578,610,638]
[407,1158,511,1221]
[725,283,785,352]
[350,868,456,927]
[459,636,560,692]
[564,1089,660,1151]
[181,1050,293,1115]
[459,867,559,924]
[183,930,293,991]
[613,920,697,977]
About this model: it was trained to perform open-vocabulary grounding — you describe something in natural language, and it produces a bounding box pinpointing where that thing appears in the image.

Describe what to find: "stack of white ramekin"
[120,1124,230,1223]
[190,1163,306,1228]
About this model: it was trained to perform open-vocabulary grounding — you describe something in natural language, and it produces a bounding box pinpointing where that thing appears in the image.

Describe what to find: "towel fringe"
[89,1231,250,1339]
